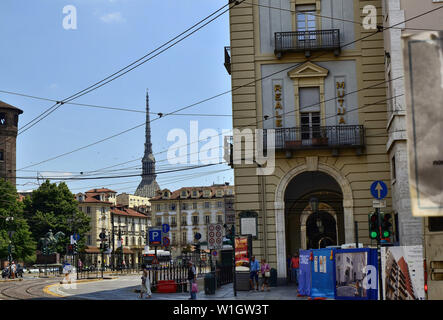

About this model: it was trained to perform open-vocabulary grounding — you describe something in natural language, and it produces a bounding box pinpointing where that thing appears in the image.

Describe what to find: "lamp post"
[224,224,236,297]
[5,217,14,276]
[309,197,324,248]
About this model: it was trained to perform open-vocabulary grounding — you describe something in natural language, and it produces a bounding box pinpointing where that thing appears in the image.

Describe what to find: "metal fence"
[275,29,340,55]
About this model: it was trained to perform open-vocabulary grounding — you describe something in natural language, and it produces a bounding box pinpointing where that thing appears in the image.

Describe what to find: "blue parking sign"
[149,229,162,245]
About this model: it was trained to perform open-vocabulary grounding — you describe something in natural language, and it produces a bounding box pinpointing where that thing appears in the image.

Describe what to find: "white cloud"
[100,12,125,23]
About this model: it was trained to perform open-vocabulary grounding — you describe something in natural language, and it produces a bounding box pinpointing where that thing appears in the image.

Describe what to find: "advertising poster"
[298,250,312,296]
[381,246,425,300]
[402,31,443,217]
[235,237,250,271]
[310,248,335,299]
[334,248,378,300]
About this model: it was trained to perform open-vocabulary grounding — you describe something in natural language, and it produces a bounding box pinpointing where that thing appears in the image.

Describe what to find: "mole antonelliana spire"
[135,90,160,198]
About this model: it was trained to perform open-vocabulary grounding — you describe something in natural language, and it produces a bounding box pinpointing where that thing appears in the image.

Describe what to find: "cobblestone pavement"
[48,274,308,300]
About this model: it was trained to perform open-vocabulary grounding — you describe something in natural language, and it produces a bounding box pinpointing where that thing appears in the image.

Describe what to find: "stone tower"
[0,100,23,186]
[135,90,160,198]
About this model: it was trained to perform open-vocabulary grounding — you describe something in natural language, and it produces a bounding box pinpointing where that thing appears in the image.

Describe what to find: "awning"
[122,248,134,254]
[84,246,101,254]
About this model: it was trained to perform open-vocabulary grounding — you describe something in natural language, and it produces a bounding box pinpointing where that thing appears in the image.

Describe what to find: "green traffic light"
[383,230,390,238]
[370,231,378,239]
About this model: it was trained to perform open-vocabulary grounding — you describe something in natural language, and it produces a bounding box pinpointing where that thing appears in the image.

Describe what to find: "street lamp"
[5,217,15,278]
[310,197,324,242]
[223,224,236,297]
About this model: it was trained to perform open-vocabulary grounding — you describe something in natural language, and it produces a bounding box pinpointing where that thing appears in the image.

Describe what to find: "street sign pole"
[376,207,384,301]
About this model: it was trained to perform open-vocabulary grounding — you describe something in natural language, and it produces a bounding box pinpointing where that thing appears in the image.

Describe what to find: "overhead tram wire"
[14,5,441,173]
[68,167,232,192]
[13,162,226,181]
[0,90,232,117]
[13,2,242,137]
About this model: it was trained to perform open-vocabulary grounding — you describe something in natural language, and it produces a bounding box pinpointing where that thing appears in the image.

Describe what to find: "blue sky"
[0,0,234,194]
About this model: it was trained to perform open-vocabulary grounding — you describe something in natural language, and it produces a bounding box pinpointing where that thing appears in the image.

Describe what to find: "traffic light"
[381,213,393,239]
[73,243,78,254]
[368,212,379,240]
[67,244,73,254]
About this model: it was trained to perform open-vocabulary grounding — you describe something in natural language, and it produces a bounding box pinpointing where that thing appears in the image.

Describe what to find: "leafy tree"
[0,179,36,264]
[23,180,90,254]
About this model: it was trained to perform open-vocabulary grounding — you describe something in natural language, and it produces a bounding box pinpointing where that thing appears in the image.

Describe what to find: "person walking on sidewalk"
[290,253,300,286]
[260,259,271,292]
[10,261,16,279]
[249,256,260,291]
[187,261,197,300]
[139,266,152,299]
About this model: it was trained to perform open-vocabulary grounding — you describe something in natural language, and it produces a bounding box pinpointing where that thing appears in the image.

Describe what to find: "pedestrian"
[249,256,260,291]
[10,261,16,279]
[286,254,292,283]
[78,259,83,272]
[187,261,197,300]
[260,258,271,292]
[140,266,152,299]
[290,253,299,285]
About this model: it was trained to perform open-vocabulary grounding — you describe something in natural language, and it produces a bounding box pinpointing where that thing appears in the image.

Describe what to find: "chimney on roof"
[225,182,229,186]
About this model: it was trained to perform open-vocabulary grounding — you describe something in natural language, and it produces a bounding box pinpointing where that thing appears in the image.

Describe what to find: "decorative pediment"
[288,62,329,79]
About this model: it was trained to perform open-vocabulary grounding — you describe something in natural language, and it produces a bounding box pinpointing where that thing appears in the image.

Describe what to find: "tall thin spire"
[144,89,152,156]
[135,89,159,198]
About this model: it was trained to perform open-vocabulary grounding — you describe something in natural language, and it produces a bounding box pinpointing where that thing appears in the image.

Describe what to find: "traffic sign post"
[162,236,170,247]
[148,229,162,246]
[162,224,170,234]
[370,180,388,301]
[370,181,388,200]
[207,224,223,250]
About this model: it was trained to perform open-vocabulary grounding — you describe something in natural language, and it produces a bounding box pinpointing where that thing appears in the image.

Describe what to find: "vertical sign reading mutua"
[403,31,443,216]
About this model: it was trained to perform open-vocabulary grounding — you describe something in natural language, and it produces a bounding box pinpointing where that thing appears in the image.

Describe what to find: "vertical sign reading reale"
[273,80,283,128]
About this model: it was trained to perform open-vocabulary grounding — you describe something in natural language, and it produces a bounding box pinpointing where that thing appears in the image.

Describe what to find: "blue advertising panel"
[298,250,312,296]
[334,248,378,300]
[310,248,336,299]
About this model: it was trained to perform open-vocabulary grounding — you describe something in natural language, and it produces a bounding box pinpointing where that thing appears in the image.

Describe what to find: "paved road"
[0,276,62,300]
[49,274,308,300]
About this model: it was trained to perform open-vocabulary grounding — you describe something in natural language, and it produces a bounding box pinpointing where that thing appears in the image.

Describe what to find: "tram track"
[0,278,62,300]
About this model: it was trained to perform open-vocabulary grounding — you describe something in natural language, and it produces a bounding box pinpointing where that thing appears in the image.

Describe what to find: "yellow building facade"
[227,0,392,279]
[116,193,151,209]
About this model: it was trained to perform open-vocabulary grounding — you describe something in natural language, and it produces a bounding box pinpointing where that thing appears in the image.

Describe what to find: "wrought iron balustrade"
[275,29,340,57]
[263,125,365,151]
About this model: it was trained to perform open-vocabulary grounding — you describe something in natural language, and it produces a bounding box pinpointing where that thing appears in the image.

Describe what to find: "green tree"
[23,180,90,254]
[0,179,36,263]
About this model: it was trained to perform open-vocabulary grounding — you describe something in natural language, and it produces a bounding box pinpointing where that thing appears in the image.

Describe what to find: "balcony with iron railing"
[224,46,231,75]
[263,125,365,153]
[274,29,340,58]
[224,125,365,162]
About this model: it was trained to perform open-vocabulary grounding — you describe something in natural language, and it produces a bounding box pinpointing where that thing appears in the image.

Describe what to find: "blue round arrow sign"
[370,180,388,200]
[162,224,170,233]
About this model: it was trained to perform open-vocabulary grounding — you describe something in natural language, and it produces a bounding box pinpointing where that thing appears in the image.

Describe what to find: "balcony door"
[299,86,321,143]
[296,5,316,45]
[301,112,320,142]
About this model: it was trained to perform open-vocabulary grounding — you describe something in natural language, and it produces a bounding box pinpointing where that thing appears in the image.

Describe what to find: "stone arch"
[300,202,338,250]
[274,162,354,277]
